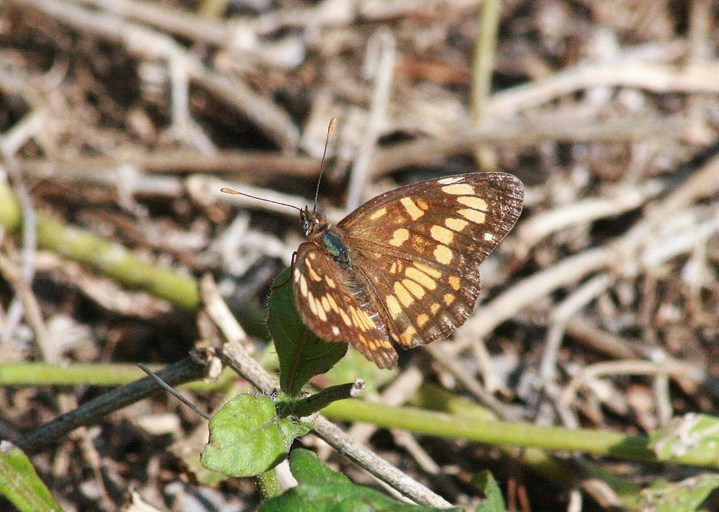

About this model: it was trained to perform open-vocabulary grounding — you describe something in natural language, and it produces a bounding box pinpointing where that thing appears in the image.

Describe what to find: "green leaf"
[201,394,311,477]
[0,441,61,512]
[649,414,719,461]
[638,474,719,512]
[268,267,347,396]
[259,448,461,512]
[286,447,350,486]
[471,470,506,512]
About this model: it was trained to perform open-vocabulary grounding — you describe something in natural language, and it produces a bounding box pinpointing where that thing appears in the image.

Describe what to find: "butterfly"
[292,172,524,369]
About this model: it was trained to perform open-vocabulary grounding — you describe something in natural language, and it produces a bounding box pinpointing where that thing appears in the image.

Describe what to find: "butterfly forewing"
[293,172,524,368]
[339,173,523,348]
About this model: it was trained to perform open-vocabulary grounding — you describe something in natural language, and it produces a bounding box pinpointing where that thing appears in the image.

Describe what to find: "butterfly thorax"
[301,207,351,267]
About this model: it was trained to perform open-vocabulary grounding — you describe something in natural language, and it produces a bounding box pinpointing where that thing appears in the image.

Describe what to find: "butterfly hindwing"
[293,242,399,368]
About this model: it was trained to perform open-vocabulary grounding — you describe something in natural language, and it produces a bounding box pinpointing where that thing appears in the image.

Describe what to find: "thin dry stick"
[166,50,196,148]
[85,0,231,46]
[424,343,524,422]
[21,151,319,180]
[653,371,673,427]
[685,0,714,144]
[360,368,465,498]
[0,254,49,352]
[560,359,692,408]
[310,415,452,508]
[514,179,666,259]
[370,115,687,177]
[0,111,43,342]
[340,369,426,492]
[468,337,501,394]
[252,1,356,34]
[565,317,706,390]
[199,275,453,508]
[345,28,396,212]
[0,170,41,346]
[19,113,676,186]
[538,274,616,388]
[640,211,719,268]
[485,52,719,116]
[618,154,719,251]
[390,429,461,501]
[536,275,616,430]
[71,408,114,511]
[0,109,47,157]
[565,317,643,360]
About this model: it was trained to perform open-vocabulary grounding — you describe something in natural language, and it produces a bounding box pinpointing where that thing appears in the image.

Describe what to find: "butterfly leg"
[272,252,298,289]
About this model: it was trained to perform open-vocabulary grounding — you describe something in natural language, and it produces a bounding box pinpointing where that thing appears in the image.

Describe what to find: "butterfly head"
[300,206,329,238]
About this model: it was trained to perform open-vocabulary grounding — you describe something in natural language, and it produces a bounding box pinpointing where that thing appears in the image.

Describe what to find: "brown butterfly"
[291,172,523,368]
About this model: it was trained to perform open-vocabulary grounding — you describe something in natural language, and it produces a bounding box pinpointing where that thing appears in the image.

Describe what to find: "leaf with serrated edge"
[201,394,310,477]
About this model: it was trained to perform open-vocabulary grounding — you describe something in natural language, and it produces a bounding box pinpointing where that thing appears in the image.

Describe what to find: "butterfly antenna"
[220,187,302,213]
[312,118,337,213]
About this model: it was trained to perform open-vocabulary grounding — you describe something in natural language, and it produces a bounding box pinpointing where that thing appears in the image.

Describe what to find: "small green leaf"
[201,394,310,477]
[649,413,719,461]
[259,448,461,512]
[268,267,347,396]
[0,441,61,512]
[287,448,350,486]
[471,470,506,512]
[638,474,719,512]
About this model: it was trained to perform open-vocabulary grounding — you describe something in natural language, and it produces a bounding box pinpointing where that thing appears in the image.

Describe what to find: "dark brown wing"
[292,241,398,368]
[338,172,524,347]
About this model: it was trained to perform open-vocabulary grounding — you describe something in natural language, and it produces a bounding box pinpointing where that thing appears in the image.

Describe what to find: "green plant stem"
[472,0,500,120]
[412,382,497,422]
[323,399,718,469]
[0,185,22,232]
[36,215,199,310]
[256,469,282,501]
[0,363,151,386]
[413,382,642,502]
[471,0,501,169]
[0,184,198,311]
[286,382,362,417]
[0,362,236,391]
